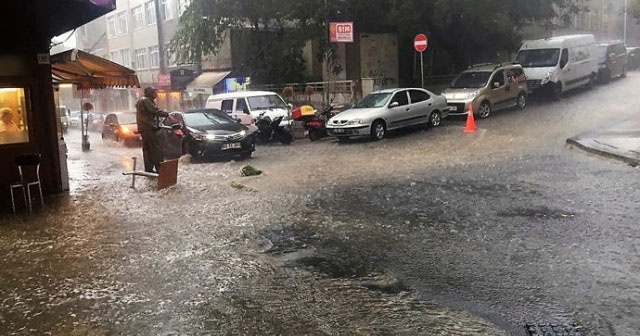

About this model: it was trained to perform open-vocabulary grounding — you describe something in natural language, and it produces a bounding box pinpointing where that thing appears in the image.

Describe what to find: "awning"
[51,49,140,89]
[186,71,231,95]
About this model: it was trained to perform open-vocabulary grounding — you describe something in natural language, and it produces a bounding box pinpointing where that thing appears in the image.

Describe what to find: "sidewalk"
[567,116,640,166]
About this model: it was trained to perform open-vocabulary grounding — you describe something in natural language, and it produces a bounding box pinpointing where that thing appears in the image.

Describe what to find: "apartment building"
[555,0,638,45]
[76,0,195,112]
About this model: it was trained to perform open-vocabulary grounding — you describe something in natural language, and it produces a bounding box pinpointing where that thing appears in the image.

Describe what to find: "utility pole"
[154,0,166,75]
[624,0,628,44]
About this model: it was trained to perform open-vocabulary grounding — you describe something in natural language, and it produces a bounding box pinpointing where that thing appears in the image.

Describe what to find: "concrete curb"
[566,137,640,167]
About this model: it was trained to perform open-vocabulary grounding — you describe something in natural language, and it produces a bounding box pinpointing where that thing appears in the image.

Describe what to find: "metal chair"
[9,153,44,213]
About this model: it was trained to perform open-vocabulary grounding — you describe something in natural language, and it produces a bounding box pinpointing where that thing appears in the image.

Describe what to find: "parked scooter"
[292,99,346,141]
[254,112,293,145]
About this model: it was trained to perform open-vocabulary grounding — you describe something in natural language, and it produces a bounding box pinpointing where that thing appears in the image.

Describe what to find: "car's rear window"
[118,113,137,124]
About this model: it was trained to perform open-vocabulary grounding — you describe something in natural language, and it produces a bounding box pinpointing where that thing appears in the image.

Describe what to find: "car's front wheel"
[370,120,386,140]
[240,152,252,160]
[428,111,442,127]
[517,92,527,110]
[550,83,562,100]
[478,101,491,118]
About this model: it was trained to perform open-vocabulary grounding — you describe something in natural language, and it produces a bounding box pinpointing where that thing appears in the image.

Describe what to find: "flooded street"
[2,73,640,335]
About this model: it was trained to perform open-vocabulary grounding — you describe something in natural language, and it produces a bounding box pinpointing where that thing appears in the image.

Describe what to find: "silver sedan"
[326,88,448,141]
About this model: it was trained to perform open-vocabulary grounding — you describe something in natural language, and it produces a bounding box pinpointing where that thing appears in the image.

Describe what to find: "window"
[120,49,131,67]
[409,90,430,104]
[165,45,176,67]
[145,1,157,25]
[490,70,505,88]
[177,0,191,16]
[132,6,145,29]
[0,88,29,145]
[135,48,148,69]
[236,98,248,113]
[105,114,116,125]
[109,51,120,64]
[149,46,160,68]
[107,16,116,38]
[221,100,234,114]
[562,48,572,66]
[117,12,128,35]
[161,0,174,20]
[390,91,409,107]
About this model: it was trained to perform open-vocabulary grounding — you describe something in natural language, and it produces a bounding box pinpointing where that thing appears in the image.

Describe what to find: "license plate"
[222,143,241,150]
[449,106,458,111]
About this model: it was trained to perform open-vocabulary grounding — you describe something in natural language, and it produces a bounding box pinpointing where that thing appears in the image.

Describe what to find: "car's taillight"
[120,125,131,135]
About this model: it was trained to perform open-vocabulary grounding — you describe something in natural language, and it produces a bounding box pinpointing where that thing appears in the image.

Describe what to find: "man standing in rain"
[136,87,169,173]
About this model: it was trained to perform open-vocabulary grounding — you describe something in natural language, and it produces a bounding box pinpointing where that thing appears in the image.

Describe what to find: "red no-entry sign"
[414,34,428,53]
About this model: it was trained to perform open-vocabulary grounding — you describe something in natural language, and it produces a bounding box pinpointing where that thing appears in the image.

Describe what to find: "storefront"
[0,0,117,213]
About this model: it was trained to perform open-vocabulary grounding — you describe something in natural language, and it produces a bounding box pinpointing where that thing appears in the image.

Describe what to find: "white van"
[516,34,598,99]
[204,91,292,126]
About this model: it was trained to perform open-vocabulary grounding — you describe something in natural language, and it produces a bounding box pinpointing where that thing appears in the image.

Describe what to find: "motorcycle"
[254,112,293,145]
[292,99,345,141]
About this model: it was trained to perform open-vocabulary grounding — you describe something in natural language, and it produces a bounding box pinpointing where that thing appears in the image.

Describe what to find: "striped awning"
[51,49,140,89]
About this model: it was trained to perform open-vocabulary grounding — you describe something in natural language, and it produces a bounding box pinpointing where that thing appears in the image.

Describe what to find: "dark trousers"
[140,129,163,172]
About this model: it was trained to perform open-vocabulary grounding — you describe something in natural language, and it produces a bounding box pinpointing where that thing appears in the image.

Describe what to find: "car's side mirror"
[493,82,501,89]
[287,103,293,109]
[243,108,250,115]
[389,102,400,108]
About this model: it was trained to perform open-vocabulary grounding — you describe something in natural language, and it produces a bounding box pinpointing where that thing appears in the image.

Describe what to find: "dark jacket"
[136,97,168,132]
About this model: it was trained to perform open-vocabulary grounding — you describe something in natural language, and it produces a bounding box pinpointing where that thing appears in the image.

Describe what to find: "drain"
[525,323,587,336]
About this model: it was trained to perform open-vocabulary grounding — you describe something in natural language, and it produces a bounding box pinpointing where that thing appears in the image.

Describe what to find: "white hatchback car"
[326,88,448,141]
[204,91,292,127]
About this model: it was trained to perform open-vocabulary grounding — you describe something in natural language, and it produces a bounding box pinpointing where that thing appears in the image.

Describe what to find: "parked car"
[160,108,256,161]
[442,62,528,119]
[101,112,141,146]
[204,91,292,127]
[517,34,598,99]
[325,88,448,141]
[597,41,628,83]
[627,46,640,70]
[69,111,81,128]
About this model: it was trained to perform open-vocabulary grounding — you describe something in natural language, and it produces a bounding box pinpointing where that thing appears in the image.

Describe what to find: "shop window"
[0,88,29,145]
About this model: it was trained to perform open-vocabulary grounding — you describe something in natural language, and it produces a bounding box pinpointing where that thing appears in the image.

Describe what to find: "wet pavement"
[2,73,640,335]
[567,117,640,167]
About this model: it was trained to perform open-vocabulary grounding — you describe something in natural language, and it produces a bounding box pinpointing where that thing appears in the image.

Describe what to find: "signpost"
[414,33,428,88]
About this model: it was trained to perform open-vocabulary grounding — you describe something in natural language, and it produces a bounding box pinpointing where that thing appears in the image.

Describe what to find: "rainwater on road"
[1,73,640,336]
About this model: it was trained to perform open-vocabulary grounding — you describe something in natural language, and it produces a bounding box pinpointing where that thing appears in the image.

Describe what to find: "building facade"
[75,0,196,113]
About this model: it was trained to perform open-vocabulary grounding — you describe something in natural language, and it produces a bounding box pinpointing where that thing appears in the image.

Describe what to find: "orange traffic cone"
[463,104,476,133]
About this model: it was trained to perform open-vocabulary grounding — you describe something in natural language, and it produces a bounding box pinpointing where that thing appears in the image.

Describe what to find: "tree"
[171,0,583,85]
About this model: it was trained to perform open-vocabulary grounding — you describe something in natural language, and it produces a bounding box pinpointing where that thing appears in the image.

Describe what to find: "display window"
[0,88,29,145]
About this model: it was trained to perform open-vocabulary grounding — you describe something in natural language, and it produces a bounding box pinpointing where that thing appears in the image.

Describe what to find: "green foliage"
[171,0,583,83]
[632,0,640,21]
[241,165,262,177]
